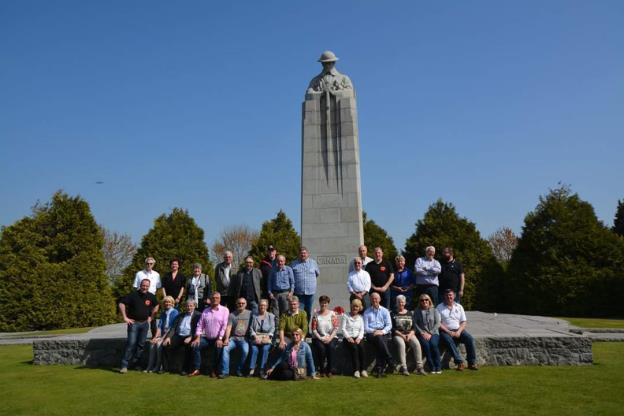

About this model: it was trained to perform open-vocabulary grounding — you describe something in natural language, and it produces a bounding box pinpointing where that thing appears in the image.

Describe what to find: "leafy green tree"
[403,199,502,310]
[0,191,115,331]
[507,186,624,316]
[363,212,398,262]
[248,210,301,264]
[613,199,624,237]
[113,208,211,300]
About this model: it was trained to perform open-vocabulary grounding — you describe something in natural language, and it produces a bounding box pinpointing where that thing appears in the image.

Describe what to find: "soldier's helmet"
[318,51,339,63]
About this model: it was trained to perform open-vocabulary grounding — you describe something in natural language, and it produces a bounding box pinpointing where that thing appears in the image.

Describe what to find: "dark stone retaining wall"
[33,335,592,372]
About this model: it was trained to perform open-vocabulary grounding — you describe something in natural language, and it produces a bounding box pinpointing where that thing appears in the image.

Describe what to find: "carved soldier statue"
[306,51,354,95]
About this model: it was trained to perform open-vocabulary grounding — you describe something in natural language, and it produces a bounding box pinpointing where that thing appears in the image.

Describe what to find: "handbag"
[255,333,272,345]
[294,367,306,380]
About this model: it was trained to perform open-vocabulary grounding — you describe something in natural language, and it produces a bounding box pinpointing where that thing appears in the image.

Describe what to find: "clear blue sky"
[1,1,623,252]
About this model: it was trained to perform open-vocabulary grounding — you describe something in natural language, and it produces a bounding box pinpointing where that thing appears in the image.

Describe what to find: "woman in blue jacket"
[265,328,319,380]
[146,296,179,372]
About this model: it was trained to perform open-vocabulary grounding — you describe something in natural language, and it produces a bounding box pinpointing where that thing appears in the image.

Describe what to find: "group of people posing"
[118,244,478,380]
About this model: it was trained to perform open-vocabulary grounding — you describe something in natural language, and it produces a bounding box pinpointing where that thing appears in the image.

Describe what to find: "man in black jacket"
[259,245,277,299]
[229,256,263,314]
[215,251,235,309]
[162,300,202,374]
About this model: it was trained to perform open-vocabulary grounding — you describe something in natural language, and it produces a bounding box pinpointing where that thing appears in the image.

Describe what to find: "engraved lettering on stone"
[317,255,347,265]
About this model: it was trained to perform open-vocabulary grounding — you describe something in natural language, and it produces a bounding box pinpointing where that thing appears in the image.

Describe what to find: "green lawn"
[0,343,622,415]
[560,317,624,329]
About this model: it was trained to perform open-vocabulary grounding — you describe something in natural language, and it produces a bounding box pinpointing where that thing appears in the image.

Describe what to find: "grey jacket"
[249,312,276,339]
[215,262,235,294]
[414,308,441,335]
[185,274,211,306]
[228,267,262,302]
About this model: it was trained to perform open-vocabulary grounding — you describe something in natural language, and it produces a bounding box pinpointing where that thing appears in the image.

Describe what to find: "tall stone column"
[301,51,364,309]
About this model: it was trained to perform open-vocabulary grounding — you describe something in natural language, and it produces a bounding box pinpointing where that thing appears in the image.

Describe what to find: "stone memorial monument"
[301,51,364,308]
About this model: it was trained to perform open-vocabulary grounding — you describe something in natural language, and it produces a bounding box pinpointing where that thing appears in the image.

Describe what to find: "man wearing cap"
[307,50,353,94]
[259,245,277,299]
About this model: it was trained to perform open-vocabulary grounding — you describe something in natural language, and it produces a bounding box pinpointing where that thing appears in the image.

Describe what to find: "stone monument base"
[33,312,593,370]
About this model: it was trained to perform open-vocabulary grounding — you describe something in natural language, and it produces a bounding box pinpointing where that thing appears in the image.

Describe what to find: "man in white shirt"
[133,257,162,336]
[347,257,371,309]
[415,246,441,306]
[133,257,162,295]
[436,289,478,371]
[348,245,374,273]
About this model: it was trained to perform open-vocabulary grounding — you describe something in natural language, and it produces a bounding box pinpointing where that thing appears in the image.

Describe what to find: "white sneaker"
[353,371,360,378]
[361,370,368,378]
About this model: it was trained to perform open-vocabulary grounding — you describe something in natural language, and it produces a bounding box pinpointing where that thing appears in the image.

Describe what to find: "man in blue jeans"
[436,289,478,371]
[119,279,159,373]
[291,247,320,322]
[220,297,252,378]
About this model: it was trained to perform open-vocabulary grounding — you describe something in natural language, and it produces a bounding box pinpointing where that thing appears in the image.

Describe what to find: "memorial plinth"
[301,51,364,308]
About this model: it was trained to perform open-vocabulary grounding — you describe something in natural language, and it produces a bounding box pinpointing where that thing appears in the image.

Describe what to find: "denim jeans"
[192,337,222,372]
[296,294,314,324]
[439,330,476,365]
[121,321,149,369]
[417,333,441,371]
[249,342,272,371]
[221,338,249,375]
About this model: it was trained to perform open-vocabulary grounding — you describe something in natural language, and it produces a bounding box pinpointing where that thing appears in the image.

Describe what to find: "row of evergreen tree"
[1,187,623,331]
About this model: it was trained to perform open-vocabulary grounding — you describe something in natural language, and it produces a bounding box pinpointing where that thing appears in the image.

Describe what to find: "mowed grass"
[0,343,623,416]
[560,317,624,329]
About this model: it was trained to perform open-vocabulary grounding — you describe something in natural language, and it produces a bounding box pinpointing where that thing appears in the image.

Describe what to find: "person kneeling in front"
[266,328,319,380]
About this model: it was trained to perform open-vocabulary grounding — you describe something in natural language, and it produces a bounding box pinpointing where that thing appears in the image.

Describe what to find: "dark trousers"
[121,321,149,369]
[344,340,366,372]
[221,296,232,310]
[365,333,393,370]
[192,337,222,372]
[163,334,192,373]
[415,285,439,306]
[268,361,295,381]
[312,338,337,374]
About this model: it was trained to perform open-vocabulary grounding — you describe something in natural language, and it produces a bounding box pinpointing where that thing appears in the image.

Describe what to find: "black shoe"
[217,374,229,379]
[259,370,266,379]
